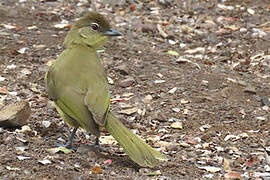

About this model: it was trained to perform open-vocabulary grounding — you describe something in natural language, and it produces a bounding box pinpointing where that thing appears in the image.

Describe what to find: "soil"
[0,0,270,179]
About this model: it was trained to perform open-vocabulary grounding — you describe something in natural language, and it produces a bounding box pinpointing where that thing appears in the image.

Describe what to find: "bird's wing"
[84,79,110,127]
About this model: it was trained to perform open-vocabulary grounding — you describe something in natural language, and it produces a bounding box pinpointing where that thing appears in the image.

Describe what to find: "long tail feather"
[105,112,167,167]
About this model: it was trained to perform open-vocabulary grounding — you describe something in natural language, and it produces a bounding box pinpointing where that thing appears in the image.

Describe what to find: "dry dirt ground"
[0,0,270,179]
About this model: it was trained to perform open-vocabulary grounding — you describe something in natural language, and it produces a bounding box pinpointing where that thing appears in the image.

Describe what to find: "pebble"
[114,64,129,75]
[243,86,256,94]
[119,77,135,88]
[0,101,31,128]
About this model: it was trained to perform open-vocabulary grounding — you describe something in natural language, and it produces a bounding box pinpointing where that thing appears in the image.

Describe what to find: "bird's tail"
[105,112,167,167]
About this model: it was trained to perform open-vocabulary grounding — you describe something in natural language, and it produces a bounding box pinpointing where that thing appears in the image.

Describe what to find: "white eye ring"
[91,23,99,31]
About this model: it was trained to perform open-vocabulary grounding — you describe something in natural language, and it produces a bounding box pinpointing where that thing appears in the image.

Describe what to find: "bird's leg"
[56,128,78,149]
[94,137,99,147]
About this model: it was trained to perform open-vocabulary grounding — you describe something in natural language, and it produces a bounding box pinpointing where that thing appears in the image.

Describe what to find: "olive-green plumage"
[46,12,167,167]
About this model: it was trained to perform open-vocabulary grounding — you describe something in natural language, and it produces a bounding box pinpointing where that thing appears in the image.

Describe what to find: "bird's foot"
[55,142,77,151]
[80,138,99,149]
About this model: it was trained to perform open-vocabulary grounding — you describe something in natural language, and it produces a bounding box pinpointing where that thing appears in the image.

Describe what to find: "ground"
[0,0,270,179]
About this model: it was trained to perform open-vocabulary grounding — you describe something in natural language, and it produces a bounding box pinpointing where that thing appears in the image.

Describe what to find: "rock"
[0,101,31,128]
[142,95,153,104]
[115,64,129,75]
[243,86,256,94]
[261,96,270,106]
[119,77,135,88]
[141,24,156,33]
[77,145,98,154]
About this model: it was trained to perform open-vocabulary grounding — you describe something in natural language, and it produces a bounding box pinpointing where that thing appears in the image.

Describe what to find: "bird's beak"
[103,29,122,36]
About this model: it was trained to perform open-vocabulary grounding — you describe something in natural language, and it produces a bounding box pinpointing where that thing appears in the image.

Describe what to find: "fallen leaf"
[224,134,240,141]
[170,122,183,129]
[157,141,173,148]
[172,107,180,113]
[168,87,177,94]
[184,47,205,54]
[145,170,162,176]
[42,121,51,128]
[129,4,136,11]
[122,93,134,97]
[92,166,102,174]
[203,174,214,178]
[110,96,131,103]
[21,68,31,75]
[6,166,20,171]
[17,156,31,160]
[0,76,5,82]
[16,125,31,133]
[147,135,161,142]
[107,76,114,85]
[17,47,28,54]
[154,80,166,84]
[38,159,52,165]
[118,107,138,115]
[157,24,167,38]
[2,24,23,31]
[217,4,234,10]
[167,50,179,56]
[54,20,70,29]
[46,59,56,66]
[142,95,153,104]
[15,146,28,152]
[99,135,118,145]
[247,8,255,15]
[198,166,221,173]
[16,137,28,143]
[7,64,16,69]
[223,158,231,172]
[46,147,73,154]
[253,172,270,178]
[224,171,242,180]
[182,109,189,115]
[180,99,189,104]
[245,156,259,167]
[0,86,8,94]
[104,159,112,165]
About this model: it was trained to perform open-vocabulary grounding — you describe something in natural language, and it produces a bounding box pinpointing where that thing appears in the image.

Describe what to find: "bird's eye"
[91,23,99,31]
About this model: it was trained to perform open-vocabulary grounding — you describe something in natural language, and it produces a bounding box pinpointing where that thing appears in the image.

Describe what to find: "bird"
[45,11,167,168]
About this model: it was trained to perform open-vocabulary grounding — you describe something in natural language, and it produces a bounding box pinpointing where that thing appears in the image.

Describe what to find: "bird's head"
[64,12,121,49]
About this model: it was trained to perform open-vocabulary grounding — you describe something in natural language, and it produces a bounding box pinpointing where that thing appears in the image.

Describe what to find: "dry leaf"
[118,107,138,115]
[99,135,118,145]
[224,171,242,180]
[104,159,112,165]
[167,50,179,56]
[142,95,153,104]
[46,147,73,154]
[223,158,231,172]
[198,166,221,173]
[0,86,8,94]
[170,122,183,129]
[46,59,56,66]
[92,166,102,174]
[145,170,162,176]
[38,159,52,165]
[168,87,177,94]
[17,156,31,160]
[6,166,20,171]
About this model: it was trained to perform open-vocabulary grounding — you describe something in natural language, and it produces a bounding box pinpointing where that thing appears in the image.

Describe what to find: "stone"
[115,64,129,75]
[119,77,135,88]
[243,85,256,94]
[0,101,31,128]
